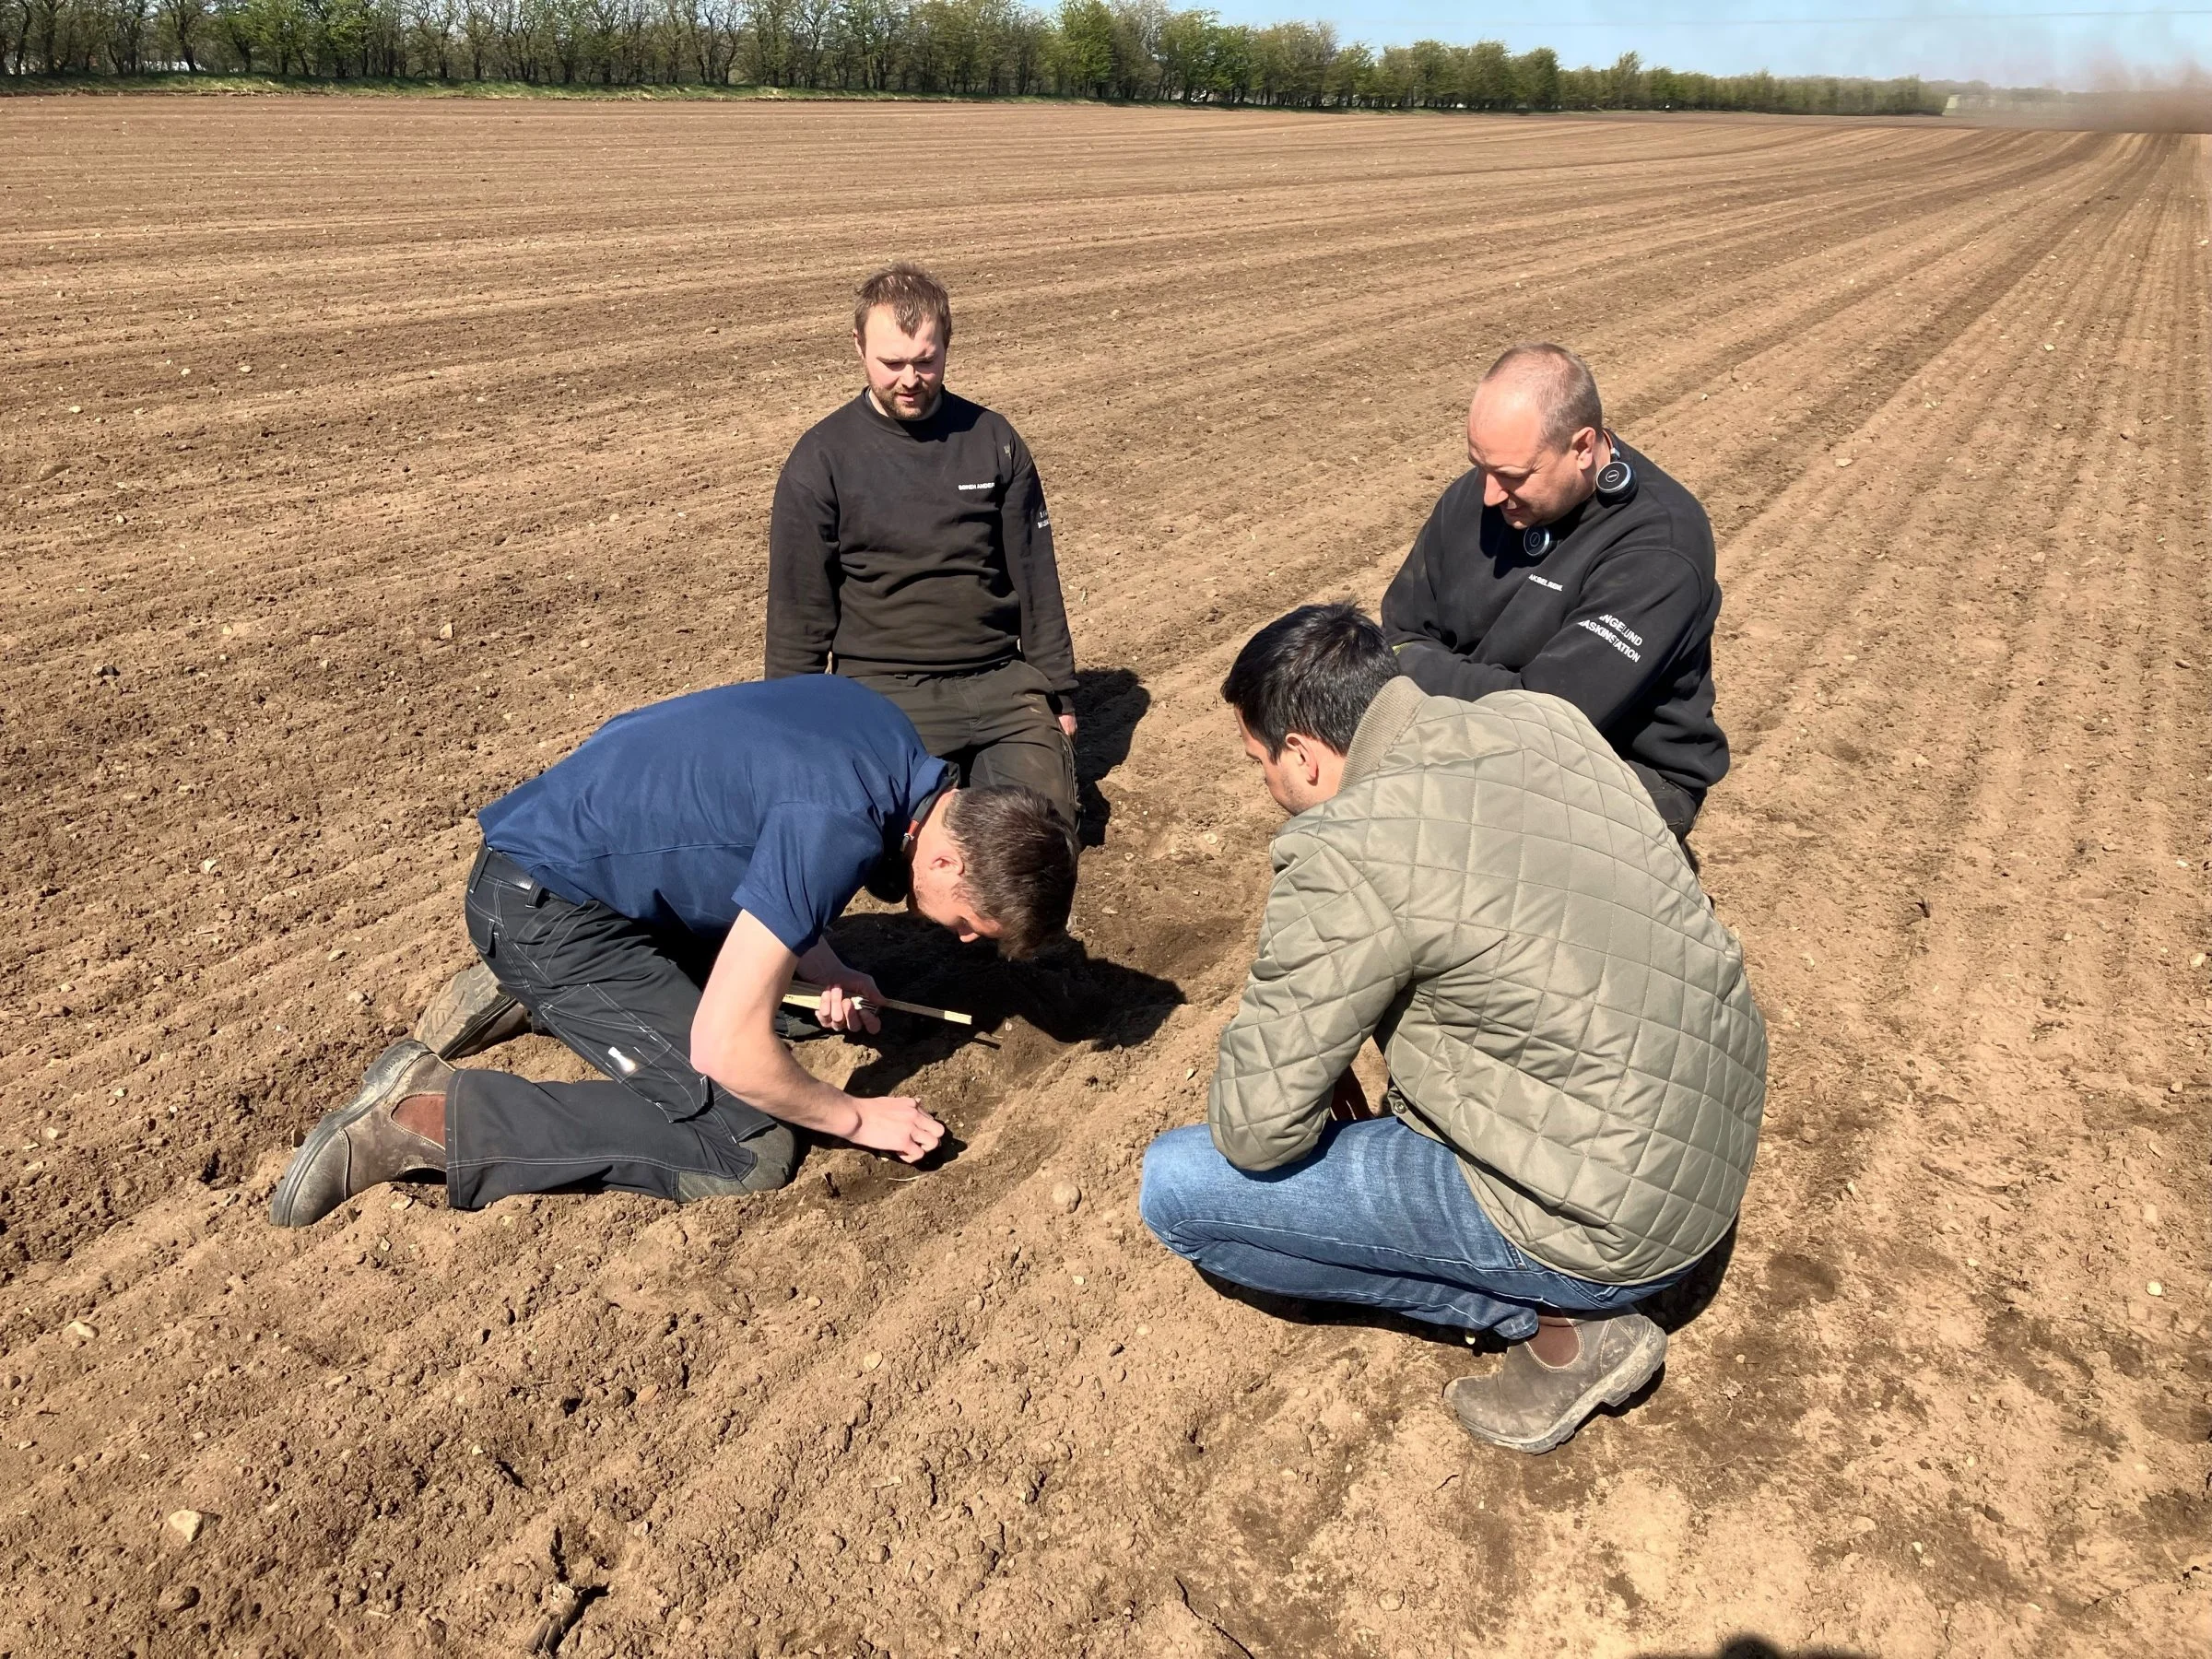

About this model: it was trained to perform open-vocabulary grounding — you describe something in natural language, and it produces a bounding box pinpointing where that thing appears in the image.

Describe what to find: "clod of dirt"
[1050,1181,1082,1214]
[157,1584,201,1615]
[165,1510,204,1546]
[64,1320,94,1341]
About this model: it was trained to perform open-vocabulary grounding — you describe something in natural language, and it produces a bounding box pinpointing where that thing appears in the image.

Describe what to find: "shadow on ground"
[1071,665,1151,848]
[1640,1641,1871,1659]
[830,912,1183,1100]
[1643,1220,1739,1333]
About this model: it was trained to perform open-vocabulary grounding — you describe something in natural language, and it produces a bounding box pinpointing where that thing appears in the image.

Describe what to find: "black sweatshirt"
[1380,441,1730,796]
[763,391,1077,696]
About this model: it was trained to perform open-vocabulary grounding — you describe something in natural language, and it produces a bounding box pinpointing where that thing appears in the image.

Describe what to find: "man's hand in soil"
[1057,710,1078,738]
[696,913,931,1147]
[849,1095,947,1163]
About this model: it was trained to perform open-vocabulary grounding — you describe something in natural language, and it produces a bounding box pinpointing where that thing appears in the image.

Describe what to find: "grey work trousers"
[442,848,800,1211]
[845,658,1078,829]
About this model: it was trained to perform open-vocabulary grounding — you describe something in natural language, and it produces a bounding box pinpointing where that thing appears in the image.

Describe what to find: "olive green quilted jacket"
[1207,677,1768,1285]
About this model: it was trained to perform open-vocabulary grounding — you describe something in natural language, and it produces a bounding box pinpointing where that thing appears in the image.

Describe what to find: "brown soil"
[2,101,2207,1659]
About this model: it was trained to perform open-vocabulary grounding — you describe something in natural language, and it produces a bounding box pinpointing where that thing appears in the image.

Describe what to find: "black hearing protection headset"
[1521,432,1636,559]
[1594,434,1637,502]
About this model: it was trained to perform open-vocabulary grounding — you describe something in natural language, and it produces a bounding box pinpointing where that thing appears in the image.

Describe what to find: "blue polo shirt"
[477,677,947,952]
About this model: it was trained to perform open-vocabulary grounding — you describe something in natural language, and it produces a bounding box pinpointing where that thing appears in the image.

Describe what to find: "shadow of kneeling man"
[1070,664,1151,850]
[1639,1639,1872,1659]
[824,911,1185,1107]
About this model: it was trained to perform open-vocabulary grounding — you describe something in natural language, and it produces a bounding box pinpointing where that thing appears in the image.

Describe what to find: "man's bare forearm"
[698,1029,863,1138]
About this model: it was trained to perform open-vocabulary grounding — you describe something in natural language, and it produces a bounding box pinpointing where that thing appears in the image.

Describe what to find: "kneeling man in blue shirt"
[270,676,1077,1228]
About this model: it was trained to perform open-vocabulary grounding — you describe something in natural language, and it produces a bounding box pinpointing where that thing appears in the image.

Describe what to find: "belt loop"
[481,846,550,904]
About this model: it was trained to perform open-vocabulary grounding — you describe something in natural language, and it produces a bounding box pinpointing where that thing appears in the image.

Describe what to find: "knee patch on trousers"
[675,1124,800,1202]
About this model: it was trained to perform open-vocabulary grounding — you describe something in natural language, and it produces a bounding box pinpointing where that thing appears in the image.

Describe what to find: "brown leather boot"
[269,1040,452,1228]
[1443,1310,1667,1454]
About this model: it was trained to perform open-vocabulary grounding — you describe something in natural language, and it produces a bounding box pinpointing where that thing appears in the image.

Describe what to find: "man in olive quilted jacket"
[1138,605,1767,1454]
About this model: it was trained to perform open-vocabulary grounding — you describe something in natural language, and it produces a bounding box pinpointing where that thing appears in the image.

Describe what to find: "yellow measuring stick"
[784,982,975,1028]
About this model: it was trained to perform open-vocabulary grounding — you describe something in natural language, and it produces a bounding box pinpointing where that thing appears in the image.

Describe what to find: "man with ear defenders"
[1380,343,1728,843]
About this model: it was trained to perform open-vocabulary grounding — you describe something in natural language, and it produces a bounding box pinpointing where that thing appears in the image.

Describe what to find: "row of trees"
[0,0,1944,115]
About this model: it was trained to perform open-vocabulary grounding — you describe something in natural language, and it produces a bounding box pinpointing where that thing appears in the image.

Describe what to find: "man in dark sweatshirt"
[766,264,1079,830]
[1381,344,1728,843]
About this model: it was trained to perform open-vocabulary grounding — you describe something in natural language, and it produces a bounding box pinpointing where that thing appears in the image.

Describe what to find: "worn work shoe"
[1444,1310,1668,1454]
[412,961,531,1060]
[268,1040,452,1228]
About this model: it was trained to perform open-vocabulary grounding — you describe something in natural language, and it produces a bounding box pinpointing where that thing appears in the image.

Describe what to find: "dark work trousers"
[847,659,1078,829]
[442,847,801,1210]
[1628,760,1704,873]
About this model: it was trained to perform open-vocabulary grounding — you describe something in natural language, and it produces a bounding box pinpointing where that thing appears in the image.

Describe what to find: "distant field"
[2,100,2206,1658]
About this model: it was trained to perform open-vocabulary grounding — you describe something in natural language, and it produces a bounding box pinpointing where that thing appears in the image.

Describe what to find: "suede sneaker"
[269,1040,452,1228]
[1444,1310,1667,1454]
[412,961,531,1060]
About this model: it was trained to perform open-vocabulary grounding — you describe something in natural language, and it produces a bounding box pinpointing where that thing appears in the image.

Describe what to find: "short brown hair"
[1480,342,1603,450]
[854,263,953,349]
[944,785,1077,959]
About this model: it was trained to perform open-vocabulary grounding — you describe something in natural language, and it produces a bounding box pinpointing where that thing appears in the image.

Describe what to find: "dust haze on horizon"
[1203,1,2211,92]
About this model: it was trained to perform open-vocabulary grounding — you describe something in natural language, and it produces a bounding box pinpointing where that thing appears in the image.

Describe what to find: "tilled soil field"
[2,100,2207,1659]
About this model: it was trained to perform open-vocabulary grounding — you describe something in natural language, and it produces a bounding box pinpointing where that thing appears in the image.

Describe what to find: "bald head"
[1464,343,1610,531]
[1474,343,1604,451]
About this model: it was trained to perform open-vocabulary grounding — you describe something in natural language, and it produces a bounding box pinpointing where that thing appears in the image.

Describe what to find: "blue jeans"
[1138,1120,1672,1341]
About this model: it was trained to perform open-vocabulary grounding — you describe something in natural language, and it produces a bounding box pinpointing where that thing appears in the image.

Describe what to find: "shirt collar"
[902,767,955,857]
[1342,677,1426,789]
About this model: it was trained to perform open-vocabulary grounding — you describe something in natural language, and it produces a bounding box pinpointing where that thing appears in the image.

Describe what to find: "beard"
[879,382,940,421]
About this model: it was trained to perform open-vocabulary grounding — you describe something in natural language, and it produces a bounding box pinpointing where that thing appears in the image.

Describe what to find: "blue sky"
[1206,2,2211,88]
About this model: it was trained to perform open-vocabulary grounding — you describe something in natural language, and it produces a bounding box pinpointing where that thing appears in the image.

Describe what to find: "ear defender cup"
[1594,455,1636,502]
[1523,526,1555,559]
